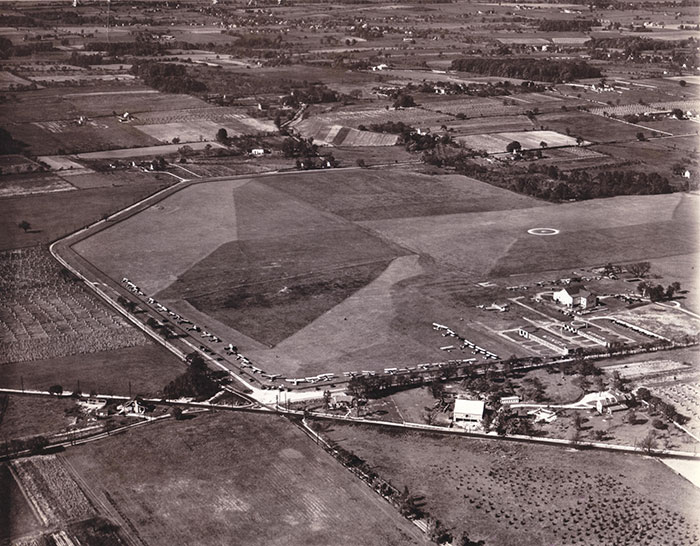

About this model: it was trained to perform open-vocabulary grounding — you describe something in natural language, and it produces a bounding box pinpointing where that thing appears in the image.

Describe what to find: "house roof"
[562,284,592,298]
[454,399,485,416]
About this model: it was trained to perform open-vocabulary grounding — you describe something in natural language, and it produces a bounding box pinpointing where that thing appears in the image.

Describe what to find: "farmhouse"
[553,284,597,309]
[453,398,485,428]
[595,390,631,414]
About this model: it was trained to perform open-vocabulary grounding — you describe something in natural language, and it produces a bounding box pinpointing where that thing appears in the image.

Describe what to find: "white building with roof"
[453,399,485,428]
[553,284,597,309]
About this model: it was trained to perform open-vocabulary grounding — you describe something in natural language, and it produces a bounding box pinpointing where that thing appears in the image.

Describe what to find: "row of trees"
[450,58,601,83]
[638,281,681,301]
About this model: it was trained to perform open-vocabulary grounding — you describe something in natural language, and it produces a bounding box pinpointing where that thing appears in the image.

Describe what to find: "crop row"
[0,248,146,363]
[12,455,96,525]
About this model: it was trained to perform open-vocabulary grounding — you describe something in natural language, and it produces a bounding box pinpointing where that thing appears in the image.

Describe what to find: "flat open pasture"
[361,192,698,278]
[293,119,399,147]
[0,174,174,251]
[154,180,407,346]
[0,247,148,364]
[65,412,427,546]
[457,130,582,153]
[0,395,79,442]
[263,168,542,221]
[420,97,524,118]
[0,87,204,125]
[74,178,245,294]
[445,115,535,135]
[0,344,183,397]
[297,105,445,130]
[321,423,700,546]
[538,110,646,143]
[8,118,161,156]
[134,107,277,133]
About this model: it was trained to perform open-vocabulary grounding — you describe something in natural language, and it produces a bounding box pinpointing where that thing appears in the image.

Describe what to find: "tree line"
[450,57,602,83]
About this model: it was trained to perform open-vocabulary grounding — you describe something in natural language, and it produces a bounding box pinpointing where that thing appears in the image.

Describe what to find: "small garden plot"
[0,247,147,364]
[457,130,583,154]
[11,455,96,526]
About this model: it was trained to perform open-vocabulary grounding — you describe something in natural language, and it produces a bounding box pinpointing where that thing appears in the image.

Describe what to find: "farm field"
[0,344,183,397]
[321,423,700,546]
[0,174,175,250]
[0,395,80,442]
[0,464,42,542]
[0,173,76,198]
[0,247,148,364]
[293,119,399,147]
[456,130,583,154]
[65,412,428,546]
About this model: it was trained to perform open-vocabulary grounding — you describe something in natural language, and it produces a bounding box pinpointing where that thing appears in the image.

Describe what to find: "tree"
[393,94,416,108]
[18,220,31,232]
[670,108,685,120]
[636,131,646,141]
[627,410,638,425]
[48,384,63,395]
[628,261,651,278]
[573,413,585,431]
[186,351,207,372]
[539,141,548,149]
[171,407,184,420]
[679,79,687,87]
[322,390,331,410]
[639,430,658,454]
[506,140,521,153]
[216,128,229,143]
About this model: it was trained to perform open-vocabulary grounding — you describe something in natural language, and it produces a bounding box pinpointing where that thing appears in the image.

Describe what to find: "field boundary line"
[8,462,50,526]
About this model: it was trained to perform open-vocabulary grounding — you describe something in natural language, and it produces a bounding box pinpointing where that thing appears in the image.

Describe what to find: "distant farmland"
[66,412,427,546]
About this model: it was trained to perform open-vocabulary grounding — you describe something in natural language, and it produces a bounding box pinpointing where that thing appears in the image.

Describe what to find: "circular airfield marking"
[528,227,560,236]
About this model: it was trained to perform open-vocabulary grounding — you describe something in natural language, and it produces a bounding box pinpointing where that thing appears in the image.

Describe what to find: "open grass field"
[65,412,427,546]
[0,395,79,442]
[0,247,148,364]
[293,119,399,147]
[321,422,700,546]
[362,192,699,279]
[264,168,542,221]
[0,344,183,397]
[457,130,583,153]
[0,174,174,251]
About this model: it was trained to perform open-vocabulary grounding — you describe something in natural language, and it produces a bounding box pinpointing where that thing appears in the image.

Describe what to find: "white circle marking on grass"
[527,228,560,236]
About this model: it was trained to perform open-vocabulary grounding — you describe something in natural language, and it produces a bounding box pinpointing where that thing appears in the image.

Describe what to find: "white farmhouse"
[553,284,597,309]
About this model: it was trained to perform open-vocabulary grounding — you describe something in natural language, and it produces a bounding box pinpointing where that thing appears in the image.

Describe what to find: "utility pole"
[106,0,111,44]
[20,375,24,392]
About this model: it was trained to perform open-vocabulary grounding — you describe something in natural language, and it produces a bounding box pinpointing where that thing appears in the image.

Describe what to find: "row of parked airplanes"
[432,322,499,360]
[121,279,493,386]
